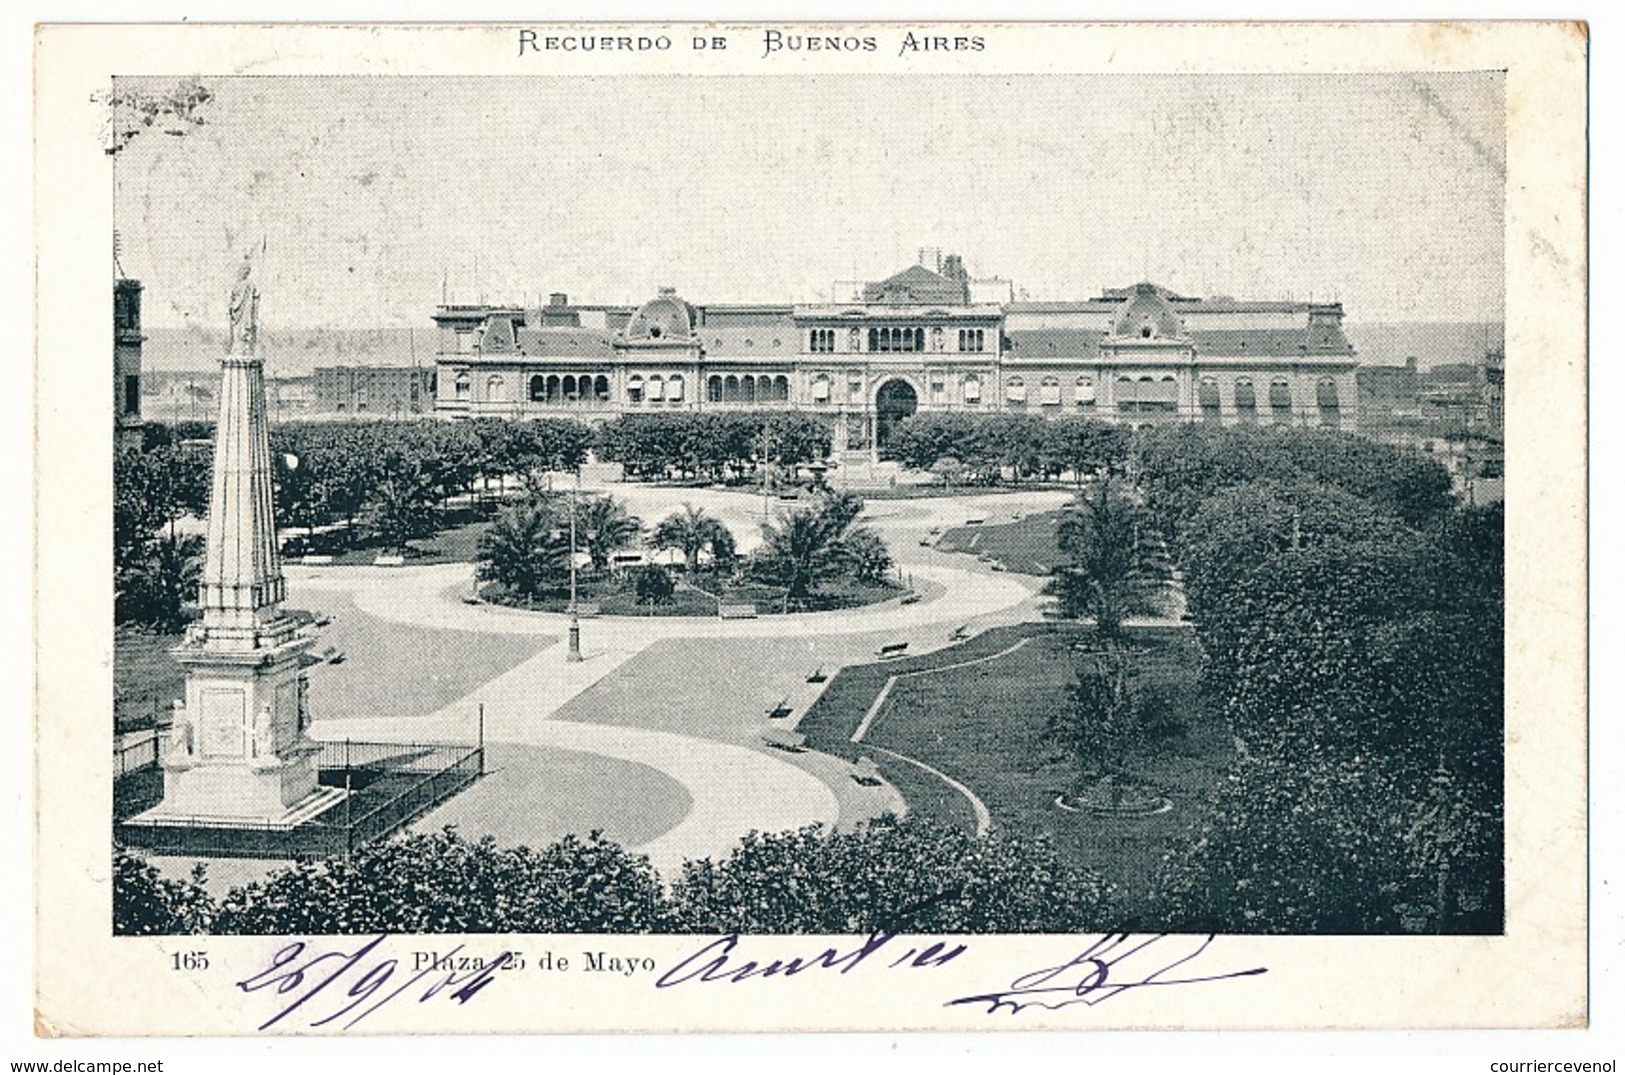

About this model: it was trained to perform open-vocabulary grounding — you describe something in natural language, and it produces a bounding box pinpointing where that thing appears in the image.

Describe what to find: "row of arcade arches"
[705,374,791,404]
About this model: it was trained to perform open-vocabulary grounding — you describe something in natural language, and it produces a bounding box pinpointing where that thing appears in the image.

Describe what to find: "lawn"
[934,510,1066,575]
[115,629,189,731]
[284,511,491,566]
[800,623,1230,918]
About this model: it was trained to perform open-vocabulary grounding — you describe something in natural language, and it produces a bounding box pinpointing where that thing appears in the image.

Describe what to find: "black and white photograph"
[29,18,1589,1040]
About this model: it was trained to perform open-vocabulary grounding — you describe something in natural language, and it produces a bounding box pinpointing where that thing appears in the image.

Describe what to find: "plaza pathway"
[289,485,1072,878]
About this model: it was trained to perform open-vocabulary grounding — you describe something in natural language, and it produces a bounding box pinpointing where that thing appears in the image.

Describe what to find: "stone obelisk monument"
[144,250,328,824]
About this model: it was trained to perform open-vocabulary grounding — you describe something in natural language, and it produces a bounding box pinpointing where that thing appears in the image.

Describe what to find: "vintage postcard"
[32,21,1586,1037]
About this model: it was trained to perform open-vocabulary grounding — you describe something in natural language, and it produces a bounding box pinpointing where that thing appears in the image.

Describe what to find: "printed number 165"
[171,950,209,971]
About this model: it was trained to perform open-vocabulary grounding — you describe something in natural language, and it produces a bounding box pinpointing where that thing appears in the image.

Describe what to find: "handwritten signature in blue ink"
[236,933,512,1032]
[946,933,1267,1015]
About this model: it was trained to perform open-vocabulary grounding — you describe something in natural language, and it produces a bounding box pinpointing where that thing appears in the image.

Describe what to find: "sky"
[112,72,1506,332]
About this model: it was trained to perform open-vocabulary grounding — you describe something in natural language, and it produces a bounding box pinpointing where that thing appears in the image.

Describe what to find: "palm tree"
[1050,476,1165,637]
[650,503,734,574]
[751,492,886,610]
[574,494,643,573]
[476,498,569,600]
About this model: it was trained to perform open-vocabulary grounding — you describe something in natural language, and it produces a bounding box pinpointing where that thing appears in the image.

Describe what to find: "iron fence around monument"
[114,739,485,860]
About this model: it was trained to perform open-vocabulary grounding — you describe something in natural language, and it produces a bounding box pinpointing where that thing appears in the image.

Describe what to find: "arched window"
[724,375,740,403]
[1198,376,1221,419]
[562,375,578,400]
[1005,376,1027,403]
[773,374,790,401]
[627,374,645,404]
[1074,377,1097,407]
[594,375,610,400]
[707,375,723,403]
[667,374,685,402]
[811,375,832,402]
[963,376,982,404]
[487,375,505,402]
[1040,376,1062,405]
[742,377,757,404]
[529,375,546,402]
[1317,377,1340,428]
[545,375,561,403]
[1234,377,1257,420]
[454,372,471,401]
[1269,378,1293,416]
[1116,376,1137,413]
[868,328,879,352]
[914,327,925,352]
[1148,375,1179,412]
[646,375,664,402]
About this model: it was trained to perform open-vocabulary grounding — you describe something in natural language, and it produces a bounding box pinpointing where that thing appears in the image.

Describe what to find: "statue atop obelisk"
[141,246,332,824]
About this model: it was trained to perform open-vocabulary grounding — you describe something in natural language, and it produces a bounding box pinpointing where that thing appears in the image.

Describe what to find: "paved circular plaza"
[284,485,1068,879]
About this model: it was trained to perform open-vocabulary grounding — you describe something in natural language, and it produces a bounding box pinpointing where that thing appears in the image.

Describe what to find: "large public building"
[432,255,1359,451]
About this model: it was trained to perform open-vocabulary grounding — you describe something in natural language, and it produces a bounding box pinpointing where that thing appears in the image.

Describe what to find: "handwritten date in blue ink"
[237,933,513,1032]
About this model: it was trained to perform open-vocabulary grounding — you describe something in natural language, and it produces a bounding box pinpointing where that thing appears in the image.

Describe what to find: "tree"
[573,495,642,573]
[632,564,676,609]
[751,492,891,609]
[114,446,209,629]
[1040,417,1130,485]
[212,828,674,934]
[1044,646,1144,804]
[928,455,966,492]
[1050,477,1164,637]
[671,815,1111,934]
[113,848,213,935]
[842,528,894,585]
[650,503,734,574]
[476,497,570,600]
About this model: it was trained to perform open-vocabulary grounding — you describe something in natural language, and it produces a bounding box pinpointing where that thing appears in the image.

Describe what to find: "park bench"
[806,667,827,683]
[760,727,806,753]
[373,554,406,567]
[964,517,986,526]
[765,698,794,720]
[572,603,602,618]
[876,641,909,659]
[899,592,922,606]
[719,603,759,620]
[851,757,883,786]
[300,554,334,565]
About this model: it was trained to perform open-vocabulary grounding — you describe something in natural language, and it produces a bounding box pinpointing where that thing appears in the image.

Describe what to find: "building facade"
[313,365,437,416]
[433,257,1359,450]
[114,278,144,450]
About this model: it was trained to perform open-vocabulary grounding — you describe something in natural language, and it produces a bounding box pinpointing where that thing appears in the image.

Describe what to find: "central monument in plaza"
[142,250,335,825]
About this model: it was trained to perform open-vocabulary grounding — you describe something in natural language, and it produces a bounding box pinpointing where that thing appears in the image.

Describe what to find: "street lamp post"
[566,464,582,662]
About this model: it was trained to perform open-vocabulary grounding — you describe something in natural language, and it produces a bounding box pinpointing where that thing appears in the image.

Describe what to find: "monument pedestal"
[141,615,329,826]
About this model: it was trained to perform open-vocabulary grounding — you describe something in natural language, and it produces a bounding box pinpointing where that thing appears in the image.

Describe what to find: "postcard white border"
[31,20,1587,1038]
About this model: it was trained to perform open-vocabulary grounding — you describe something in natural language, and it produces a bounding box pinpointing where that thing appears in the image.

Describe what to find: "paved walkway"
[283,485,1073,876]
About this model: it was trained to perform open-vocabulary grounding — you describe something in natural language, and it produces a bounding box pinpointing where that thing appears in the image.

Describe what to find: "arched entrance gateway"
[874,378,918,449]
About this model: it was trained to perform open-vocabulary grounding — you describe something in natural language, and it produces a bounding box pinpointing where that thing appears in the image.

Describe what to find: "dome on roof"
[1111,282,1186,340]
[625,288,695,341]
